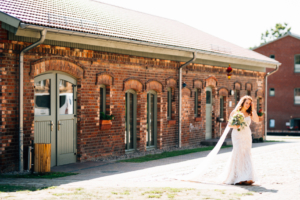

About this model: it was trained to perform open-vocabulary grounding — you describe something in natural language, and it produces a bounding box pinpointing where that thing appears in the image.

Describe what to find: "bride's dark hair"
[238,96,253,116]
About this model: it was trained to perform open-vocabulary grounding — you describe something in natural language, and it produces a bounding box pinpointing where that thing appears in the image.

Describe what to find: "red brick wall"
[254,36,300,131]
[0,23,266,172]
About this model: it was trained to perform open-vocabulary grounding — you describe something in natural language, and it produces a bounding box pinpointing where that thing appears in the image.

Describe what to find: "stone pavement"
[0,136,299,199]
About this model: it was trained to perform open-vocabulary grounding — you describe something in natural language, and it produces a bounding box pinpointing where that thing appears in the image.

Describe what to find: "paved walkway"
[0,136,299,199]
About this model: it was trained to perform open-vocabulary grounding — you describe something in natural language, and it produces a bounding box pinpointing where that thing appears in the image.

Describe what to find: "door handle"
[58,121,62,131]
[50,121,54,131]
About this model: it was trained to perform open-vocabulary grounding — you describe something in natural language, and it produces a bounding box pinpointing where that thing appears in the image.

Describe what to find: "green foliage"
[260,23,291,45]
[100,112,115,120]
[0,184,49,192]
[0,172,78,179]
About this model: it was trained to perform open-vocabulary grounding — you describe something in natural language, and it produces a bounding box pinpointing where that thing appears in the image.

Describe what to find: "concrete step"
[201,138,232,146]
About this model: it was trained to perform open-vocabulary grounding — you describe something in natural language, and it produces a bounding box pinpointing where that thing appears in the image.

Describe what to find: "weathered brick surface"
[0,22,266,172]
[254,36,300,131]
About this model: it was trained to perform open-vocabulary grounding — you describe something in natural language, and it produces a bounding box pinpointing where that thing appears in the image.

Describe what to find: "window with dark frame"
[100,85,106,114]
[194,90,198,117]
[295,88,300,105]
[257,97,262,112]
[295,55,300,73]
[125,90,137,151]
[167,88,172,120]
[269,88,275,96]
[270,55,275,59]
[235,90,240,105]
[220,96,224,119]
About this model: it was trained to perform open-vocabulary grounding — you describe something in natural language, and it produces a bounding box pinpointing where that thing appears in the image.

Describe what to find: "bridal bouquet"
[229,111,247,131]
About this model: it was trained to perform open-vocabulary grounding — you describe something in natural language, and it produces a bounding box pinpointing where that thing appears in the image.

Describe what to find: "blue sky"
[97,0,299,49]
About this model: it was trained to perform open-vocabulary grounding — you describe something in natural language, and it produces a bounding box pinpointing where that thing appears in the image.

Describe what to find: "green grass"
[148,194,162,198]
[0,172,78,179]
[0,184,46,192]
[119,145,232,163]
[265,140,285,142]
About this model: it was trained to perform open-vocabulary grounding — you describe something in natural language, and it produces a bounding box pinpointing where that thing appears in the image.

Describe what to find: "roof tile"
[0,0,278,64]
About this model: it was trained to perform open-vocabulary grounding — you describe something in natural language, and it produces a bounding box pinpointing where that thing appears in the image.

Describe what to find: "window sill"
[168,119,176,125]
[195,117,202,122]
[146,146,156,151]
[125,149,136,154]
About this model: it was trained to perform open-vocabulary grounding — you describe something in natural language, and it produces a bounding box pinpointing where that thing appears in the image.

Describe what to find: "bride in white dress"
[222,95,259,185]
[173,95,260,185]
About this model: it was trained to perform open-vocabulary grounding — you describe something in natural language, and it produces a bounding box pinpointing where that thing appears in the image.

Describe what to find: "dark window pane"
[270,55,275,59]
[100,87,104,113]
[206,91,211,104]
[220,97,224,118]
[129,93,134,149]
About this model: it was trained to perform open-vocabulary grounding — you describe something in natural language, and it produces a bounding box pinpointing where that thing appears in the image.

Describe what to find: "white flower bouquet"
[228,111,247,131]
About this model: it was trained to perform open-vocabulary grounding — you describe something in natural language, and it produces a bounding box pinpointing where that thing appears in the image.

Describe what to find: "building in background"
[254,33,300,135]
[0,0,278,172]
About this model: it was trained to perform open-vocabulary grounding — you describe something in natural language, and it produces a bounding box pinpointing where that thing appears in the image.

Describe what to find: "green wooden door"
[34,73,77,167]
[34,74,56,167]
[56,74,77,166]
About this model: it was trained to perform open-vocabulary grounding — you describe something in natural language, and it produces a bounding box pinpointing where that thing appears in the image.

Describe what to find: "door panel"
[57,74,77,166]
[34,74,56,167]
[206,87,212,139]
[34,121,52,144]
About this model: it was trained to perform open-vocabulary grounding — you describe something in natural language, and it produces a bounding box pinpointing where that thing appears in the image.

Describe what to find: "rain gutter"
[264,64,280,140]
[19,29,47,172]
[178,52,197,148]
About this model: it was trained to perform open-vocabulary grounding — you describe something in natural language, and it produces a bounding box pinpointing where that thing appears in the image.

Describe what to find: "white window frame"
[295,88,300,105]
[269,119,275,128]
[295,55,300,73]
[269,88,275,96]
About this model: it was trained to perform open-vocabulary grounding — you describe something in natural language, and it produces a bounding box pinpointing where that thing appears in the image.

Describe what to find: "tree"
[260,23,291,45]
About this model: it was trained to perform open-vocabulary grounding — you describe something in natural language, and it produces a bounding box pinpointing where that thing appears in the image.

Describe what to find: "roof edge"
[253,33,300,50]
[18,23,279,68]
[0,11,21,28]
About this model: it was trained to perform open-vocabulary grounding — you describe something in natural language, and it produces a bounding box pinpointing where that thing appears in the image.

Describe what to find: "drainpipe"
[264,64,280,141]
[178,52,197,148]
[19,29,47,172]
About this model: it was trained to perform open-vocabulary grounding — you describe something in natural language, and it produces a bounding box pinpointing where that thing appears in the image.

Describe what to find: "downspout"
[178,52,197,148]
[19,29,47,172]
[264,64,280,141]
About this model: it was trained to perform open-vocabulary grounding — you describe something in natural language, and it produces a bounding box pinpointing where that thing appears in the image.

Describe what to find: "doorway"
[205,87,212,139]
[34,73,77,167]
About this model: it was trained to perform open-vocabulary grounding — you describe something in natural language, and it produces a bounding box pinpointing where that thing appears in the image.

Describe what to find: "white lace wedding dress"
[221,116,258,184]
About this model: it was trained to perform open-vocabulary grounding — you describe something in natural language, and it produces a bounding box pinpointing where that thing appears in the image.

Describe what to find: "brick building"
[0,0,279,172]
[254,33,300,134]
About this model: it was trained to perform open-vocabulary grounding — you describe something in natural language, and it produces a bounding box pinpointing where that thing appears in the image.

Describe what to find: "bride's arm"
[251,102,259,123]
